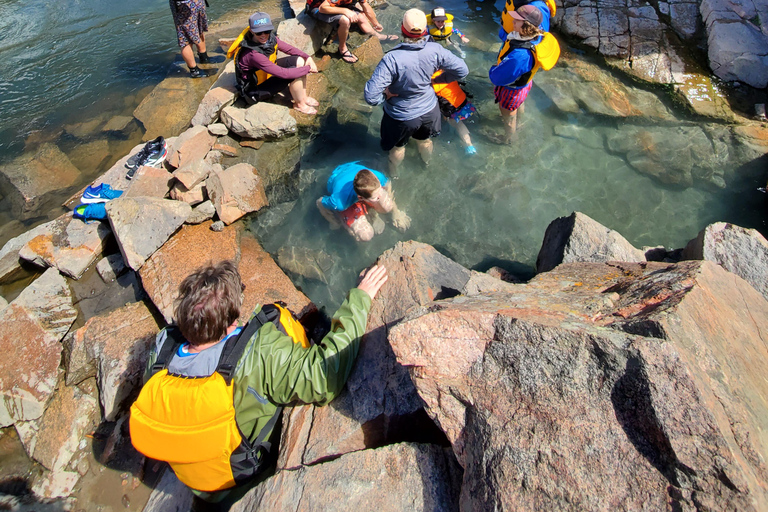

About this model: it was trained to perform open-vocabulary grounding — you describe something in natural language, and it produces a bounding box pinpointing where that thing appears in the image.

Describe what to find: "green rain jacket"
[142,287,372,461]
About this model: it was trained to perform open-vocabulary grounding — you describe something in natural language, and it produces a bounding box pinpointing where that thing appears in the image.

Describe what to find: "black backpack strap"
[217,307,275,384]
[151,327,185,376]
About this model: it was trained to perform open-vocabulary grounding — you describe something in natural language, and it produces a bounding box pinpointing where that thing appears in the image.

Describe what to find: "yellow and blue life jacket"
[496,32,560,87]
[501,0,556,33]
[129,303,309,493]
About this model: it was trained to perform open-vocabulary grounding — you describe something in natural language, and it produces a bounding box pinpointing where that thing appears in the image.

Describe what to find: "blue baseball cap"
[249,12,274,33]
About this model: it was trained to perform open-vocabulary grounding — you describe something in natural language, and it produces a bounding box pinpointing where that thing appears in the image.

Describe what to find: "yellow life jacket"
[228,27,279,87]
[501,0,556,33]
[426,13,454,41]
[129,303,309,492]
[431,70,467,108]
[495,31,560,86]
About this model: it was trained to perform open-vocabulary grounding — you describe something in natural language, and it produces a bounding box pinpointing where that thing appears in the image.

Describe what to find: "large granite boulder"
[388,258,768,510]
[232,443,462,512]
[222,136,300,203]
[18,212,112,279]
[138,221,241,323]
[278,241,469,469]
[0,221,53,283]
[277,14,332,57]
[62,301,161,420]
[122,166,174,199]
[166,125,217,169]
[536,211,646,273]
[206,162,268,225]
[0,143,81,220]
[142,467,194,512]
[190,61,237,127]
[172,158,214,190]
[0,268,76,427]
[682,222,768,301]
[105,197,191,271]
[220,102,298,140]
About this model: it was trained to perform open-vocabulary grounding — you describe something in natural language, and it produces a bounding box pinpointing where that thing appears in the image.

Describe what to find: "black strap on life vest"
[150,326,185,375]
[498,39,536,88]
[217,308,271,385]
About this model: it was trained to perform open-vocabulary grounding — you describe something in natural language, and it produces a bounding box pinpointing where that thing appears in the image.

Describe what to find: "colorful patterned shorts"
[449,102,477,122]
[339,201,368,227]
[170,0,208,48]
[494,82,533,112]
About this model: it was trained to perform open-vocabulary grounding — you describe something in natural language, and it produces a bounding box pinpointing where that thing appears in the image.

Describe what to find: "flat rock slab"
[682,221,768,301]
[172,159,213,189]
[19,212,112,279]
[0,268,76,426]
[389,259,768,511]
[0,221,51,283]
[169,181,205,205]
[221,102,297,140]
[106,197,191,271]
[190,61,237,127]
[0,143,81,220]
[536,211,646,273]
[166,125,217,169]
[278,241,469,469]
[223,136,300,203]
[238,235,316,324]
[276,15,331,57]
[232,443,462,512]
[185,198,216,223]
[122,166,174,199]
[206,163,268,225]
[139,221,240,323]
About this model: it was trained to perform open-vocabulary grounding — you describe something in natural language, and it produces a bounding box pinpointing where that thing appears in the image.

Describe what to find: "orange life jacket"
[431,70,467,109]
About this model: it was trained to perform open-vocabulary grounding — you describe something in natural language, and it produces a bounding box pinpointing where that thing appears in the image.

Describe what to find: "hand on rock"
[357,264,388,299]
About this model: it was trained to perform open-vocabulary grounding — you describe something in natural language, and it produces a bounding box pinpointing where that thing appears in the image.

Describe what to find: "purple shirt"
[239,38,311,82]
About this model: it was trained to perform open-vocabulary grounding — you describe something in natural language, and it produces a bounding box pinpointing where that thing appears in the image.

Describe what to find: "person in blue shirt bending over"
[316,162,411,242]
[489,1,558,143]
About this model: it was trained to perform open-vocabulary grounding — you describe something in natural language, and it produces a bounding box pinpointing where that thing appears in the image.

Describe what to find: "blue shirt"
[320,162,389,212]
[489,0,551,89]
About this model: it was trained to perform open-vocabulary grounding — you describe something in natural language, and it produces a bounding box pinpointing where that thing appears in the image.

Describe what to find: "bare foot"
[294,104,317,115]
[305,97,319,107]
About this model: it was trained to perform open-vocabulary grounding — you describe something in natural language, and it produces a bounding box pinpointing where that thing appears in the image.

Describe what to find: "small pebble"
[211,220,225,232]
[122,494,131,508]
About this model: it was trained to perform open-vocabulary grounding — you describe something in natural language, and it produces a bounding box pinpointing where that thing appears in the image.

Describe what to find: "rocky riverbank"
[0,1,767,510]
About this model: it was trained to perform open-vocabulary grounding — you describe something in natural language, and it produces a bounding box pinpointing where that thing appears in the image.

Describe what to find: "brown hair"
[520,21,545,38]
[353,169,381,199]
[175,260,243,346]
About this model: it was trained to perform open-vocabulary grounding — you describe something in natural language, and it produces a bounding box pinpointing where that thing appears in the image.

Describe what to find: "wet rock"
[0,268,76,426]
[279,242,469,469]
[277,15,328,57]
[232,443,462,512]
[553,124,605,150]
[670,64,735,121]
[133,64,220,141]
[63,117,105,138]
[732,124,768,160]
[66,139,111,174]
[206,163,269,225]
[30,469,80,499]
[0,221,51,283]
[143,467,194,512]
[605,125,727,187]
[536,211,646,273]
[238,235,316,324]
[224,137,300,203]
[102,115,134,132]
[166,125,217,169]
[170,181,206,206]
[63,301,161,420]
[208,123,229,136]
[15,384,99,473]
[290,72,335,130]
[682,222,768,301]
[537,53,674,120]
[122,166,174,199]
[18,212,112,280]
[388,259,768,511]
[191,62,237,127]
[0,143,81,220]
[220,102,298,140]
[186,200,216,224]
[704,0,768,88]
[105,197,192,271]
[276,246,333,283]
[96,253,128,283]
[172,159,213,190]
[353,35,384,72]
[139,221,240,323]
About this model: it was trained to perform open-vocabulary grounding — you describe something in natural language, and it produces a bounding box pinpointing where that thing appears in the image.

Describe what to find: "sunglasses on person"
[254,30,271,36]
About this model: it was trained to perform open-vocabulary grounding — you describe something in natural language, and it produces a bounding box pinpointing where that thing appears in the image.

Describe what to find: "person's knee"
[296,57,305,67]
[339,16,351,28]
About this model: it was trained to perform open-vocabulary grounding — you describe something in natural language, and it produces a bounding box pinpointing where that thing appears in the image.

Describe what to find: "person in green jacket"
[135,260,388,505]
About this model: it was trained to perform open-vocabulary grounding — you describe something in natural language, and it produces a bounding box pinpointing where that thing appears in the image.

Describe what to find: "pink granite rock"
[205,163,268,225]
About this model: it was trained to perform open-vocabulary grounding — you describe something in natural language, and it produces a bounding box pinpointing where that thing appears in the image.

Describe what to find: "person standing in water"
[432,70,478,155]
[488,2,559,143]
[316,161,410,242]
[364,9,468,175]
[170,0,212,78]
[426,7,470,57]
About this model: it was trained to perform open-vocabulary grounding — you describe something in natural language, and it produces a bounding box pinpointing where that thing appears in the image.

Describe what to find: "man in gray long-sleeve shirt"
[364,9,468,175]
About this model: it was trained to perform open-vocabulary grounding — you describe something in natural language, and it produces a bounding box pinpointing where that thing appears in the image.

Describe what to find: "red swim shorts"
[494,82,533,112]
[338,201,368,227]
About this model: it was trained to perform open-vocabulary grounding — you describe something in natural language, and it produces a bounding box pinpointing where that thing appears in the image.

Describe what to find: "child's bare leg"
[453,119,473,148]
[389,146,405,175]
[416,138,433,165]
[347,216,375,241]
[316,198,341,229]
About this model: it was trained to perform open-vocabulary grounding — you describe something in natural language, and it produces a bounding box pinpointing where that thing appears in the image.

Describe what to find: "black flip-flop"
[339,49,359,64]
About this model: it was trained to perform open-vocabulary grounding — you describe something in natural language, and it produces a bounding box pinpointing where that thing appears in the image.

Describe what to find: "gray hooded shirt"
[364,38,469,121]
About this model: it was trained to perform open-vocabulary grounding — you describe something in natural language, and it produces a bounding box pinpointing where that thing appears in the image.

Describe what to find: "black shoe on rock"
[190,66,204,78]
[198,52,210,64]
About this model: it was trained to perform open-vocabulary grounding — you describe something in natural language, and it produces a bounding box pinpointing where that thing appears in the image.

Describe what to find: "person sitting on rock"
[305,0,398,64]
[316,161,411,242]
[227,12,320,115]
[130,260,388,505]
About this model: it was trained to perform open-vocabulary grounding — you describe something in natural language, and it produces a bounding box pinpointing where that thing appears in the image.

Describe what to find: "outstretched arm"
[358,0,382,30]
